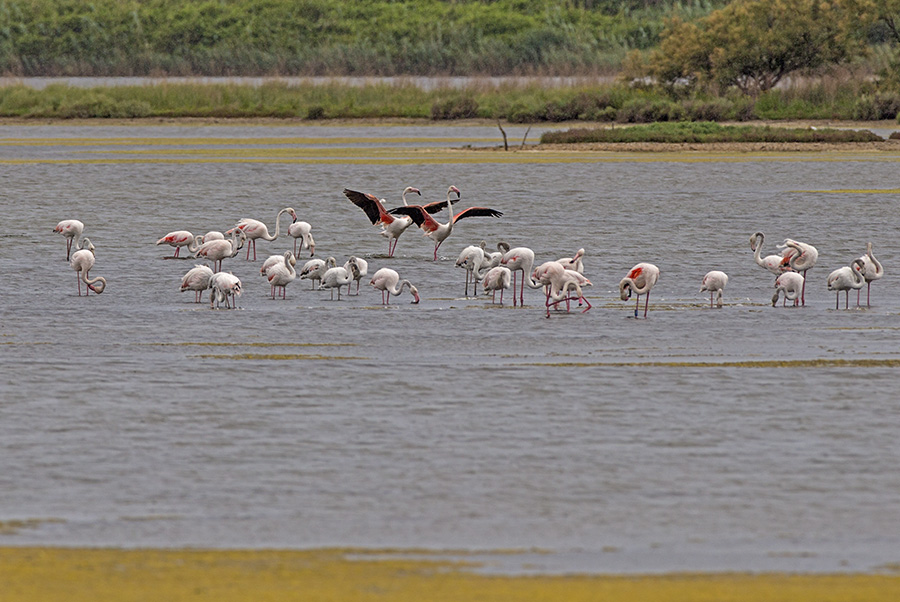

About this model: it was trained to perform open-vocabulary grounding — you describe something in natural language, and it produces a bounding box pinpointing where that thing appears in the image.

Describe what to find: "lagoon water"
[1,122,900,574]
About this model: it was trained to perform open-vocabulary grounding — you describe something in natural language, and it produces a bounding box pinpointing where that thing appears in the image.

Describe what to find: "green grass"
[540,121,886,144]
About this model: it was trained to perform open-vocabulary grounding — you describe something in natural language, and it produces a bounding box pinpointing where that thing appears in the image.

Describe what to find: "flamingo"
[209,272,242,309]
[54,219,84,261]
[536,262,592,317]
[343,256,368,295]
[194,228,246,272]
[827,259,866,309]
[264,251,297,299]
[619,263,660,318]
[778,238,818,306]
[202,231,225,242]
[69,238,107,296]
[456,241,489,296]
[370,267,420,305]
[482,266,512,305]
[855,242,884,307]
[557,248,585,273]
[287,220,316,257]
[319,262,360,300]
[228,207,298,261]
[389,187,503,260]
[156,230,202,258]
[499,245,542,307]
[343,187,425,257]
[180,264,214,302]
[299,257,336,289]
[700,270,728,308]
[750,232,792,277]
[772,271,805,307]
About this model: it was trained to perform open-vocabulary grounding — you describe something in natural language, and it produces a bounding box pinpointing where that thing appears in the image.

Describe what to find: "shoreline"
[2,546,899,602]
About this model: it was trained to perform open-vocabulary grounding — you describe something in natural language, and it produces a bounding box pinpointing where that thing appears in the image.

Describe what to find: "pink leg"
[581,296,592,313]
[644,291,650,318]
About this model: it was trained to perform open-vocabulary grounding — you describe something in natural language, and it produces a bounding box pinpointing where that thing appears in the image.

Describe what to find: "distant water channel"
[1,122,899,574]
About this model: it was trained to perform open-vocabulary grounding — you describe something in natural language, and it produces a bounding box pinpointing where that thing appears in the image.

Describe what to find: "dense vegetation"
[539,121,886,144]
[0,0,728,77]
[2,77,898,122]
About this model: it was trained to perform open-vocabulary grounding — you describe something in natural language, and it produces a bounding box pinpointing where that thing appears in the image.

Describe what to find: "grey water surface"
[1,123,899,574]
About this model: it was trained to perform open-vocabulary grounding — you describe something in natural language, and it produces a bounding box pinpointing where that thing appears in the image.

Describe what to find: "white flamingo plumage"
[370,267,420,305]
[264,251,297,299]
[319,263,360,300]
[228,207,298,261]
[499,244,541,307]
[772,271,805,307]
[700,270,728,308]
[299,257,336,289]
[619,263,660,318]
[556,248,585,273]
[455,241,491,296]
[778,238,818,306]
[343,256,368,295]
[69,237,107,296]
[855,242,884,307]
[209,272,242,309]
[482,266,512,305]
[287,220,315,257]
[827,258,866,309]
[194,229,246,272]
[54,219,84,261]
[180,264,214,302]
[534,262,592,317]
[750,232,791,277]
[156,230,202,258]
[389,186,503,260]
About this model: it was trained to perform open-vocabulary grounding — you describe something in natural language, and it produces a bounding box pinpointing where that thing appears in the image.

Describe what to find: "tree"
[645,0,874,95]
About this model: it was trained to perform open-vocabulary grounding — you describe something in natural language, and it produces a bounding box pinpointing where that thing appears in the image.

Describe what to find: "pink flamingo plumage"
[54,219,84,261]
[619,263,659,318]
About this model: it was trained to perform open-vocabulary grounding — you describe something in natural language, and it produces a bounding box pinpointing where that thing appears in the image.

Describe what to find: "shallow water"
[1,123,900,574]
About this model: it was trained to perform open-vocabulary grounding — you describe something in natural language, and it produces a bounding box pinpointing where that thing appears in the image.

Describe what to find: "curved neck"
[866,243,883,276]
[188,235,203,253]
[752,233,765,267]
[268,209,288,240]
[389,279,412,296]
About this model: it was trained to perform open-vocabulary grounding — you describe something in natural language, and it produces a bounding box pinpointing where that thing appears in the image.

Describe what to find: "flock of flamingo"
[53,186,884,317]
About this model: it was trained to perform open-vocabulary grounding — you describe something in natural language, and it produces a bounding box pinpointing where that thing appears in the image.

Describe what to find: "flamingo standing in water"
[344,187,429,257]
[778,238,817,306]
[534,262,591,317]
[180,264,214,302]
[70,238,107,296]
[343,256,368,295]
[827,258,866,309]
[750,232,791,278]
[194,229,246,272]
[499,245,542,307]
[54,219,84,261]
[209,272,242,309]
[299,257,336,289]
[228,207,298,261]
[370,267,420,305]
[390,187,503,260]
[855,242,884,307]
[287,220,315,258]
[264,251,297,299]
[619,263,659,318]
[772,271,805,307]
[456,241,489,296]
[156,230,202,258]
[319,262,360,300]
[700,270,728,308]
[482,266,512,305]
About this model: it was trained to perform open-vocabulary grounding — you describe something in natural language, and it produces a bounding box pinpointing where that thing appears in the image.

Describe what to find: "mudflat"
[2,547,899,602]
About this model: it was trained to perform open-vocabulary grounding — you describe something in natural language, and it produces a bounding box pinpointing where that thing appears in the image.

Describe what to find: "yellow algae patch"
[193,352,364,360]
[793,188,900,194]
[522,358,900,368]
[1,547,899,602]
[154,342,355,348]
[0,519,64,535]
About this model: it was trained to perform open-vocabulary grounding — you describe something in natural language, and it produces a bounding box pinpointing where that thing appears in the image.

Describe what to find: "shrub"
[431,96,479,120]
